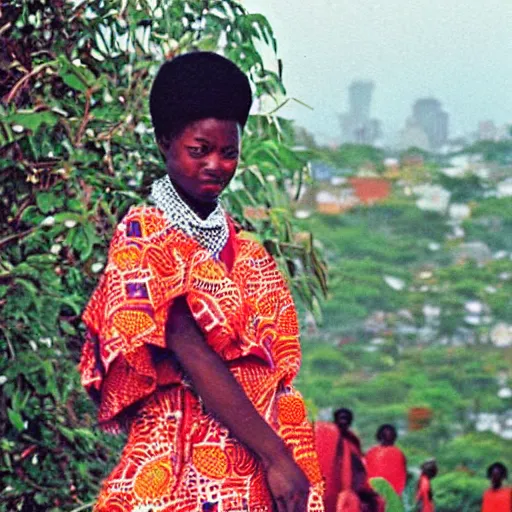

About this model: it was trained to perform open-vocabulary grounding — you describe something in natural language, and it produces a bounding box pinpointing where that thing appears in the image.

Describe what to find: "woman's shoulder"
[365,445,379,455]
[233,230,272,260]
[115,205,168,240]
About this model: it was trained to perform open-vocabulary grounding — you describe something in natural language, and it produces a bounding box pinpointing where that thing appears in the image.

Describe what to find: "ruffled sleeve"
[80,207,189,431]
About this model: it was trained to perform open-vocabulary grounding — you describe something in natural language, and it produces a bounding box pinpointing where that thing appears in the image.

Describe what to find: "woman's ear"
[157,135,171,154]
[157,136,171,161]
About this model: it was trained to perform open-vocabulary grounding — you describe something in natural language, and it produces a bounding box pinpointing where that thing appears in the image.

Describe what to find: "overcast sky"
[243,0,512,145]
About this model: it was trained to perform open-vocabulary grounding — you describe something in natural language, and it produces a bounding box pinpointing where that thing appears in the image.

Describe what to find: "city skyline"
[243,0,512,146]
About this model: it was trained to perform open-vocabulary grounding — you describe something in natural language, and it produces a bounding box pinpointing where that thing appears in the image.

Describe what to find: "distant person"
[415,459,438,512]
[481,462,512,512]
[315,408,385,512]
[365,424,407,496]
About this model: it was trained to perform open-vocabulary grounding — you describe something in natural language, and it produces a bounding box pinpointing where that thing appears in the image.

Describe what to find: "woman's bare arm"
[166,296,310,512]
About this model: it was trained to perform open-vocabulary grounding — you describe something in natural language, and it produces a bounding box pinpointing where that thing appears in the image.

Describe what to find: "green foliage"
[433,472,487,512]
[293,157,512,511]
[437,432,512,475]
[316,143,386,172]
[436,173,484,202]
[303,344,355,376]
[369,478,405,512]
[461,139,512,164]
[0,1,326,509]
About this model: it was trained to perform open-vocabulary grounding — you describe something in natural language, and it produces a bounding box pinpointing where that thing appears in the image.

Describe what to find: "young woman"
[80,52,323,512]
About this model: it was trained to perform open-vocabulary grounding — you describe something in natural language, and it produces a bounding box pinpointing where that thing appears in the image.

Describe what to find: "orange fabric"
[80,206,324,512]
[416,475,434,512]
[314,421,341,512]
[482,487,512,512]
[336,490,361,512]
[365,445,407,496]
[314,423,384,512]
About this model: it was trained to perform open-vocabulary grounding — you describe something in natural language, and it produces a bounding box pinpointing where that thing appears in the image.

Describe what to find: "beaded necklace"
[150,174,229,258]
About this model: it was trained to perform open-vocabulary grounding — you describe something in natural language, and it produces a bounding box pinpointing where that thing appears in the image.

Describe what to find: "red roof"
[349,177,391,204]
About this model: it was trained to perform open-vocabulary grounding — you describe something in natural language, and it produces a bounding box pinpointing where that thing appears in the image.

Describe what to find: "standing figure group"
[314,407,512,512]
[314,407,431,512]
[315,409,393,512]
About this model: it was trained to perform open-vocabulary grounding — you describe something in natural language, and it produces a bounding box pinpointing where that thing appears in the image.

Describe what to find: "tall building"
[398,117,430,151]
[412,98,448,150]
[340,81,381,145]
[478,120,497,141]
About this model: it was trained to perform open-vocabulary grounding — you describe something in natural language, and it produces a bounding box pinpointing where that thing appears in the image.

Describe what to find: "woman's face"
[159,118,241,206]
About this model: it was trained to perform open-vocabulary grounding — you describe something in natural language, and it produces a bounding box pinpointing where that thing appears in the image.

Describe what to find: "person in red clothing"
[315,408,384,512]
[482,462,512,512]
[365,424,407,496]
[415,460,437,512]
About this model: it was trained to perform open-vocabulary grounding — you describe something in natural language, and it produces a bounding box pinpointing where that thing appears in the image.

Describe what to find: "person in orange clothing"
[482,462,512,512]
[415,460,438,512]
[365,424,407,496]
[80,52,324,512]
[315,408,385,512]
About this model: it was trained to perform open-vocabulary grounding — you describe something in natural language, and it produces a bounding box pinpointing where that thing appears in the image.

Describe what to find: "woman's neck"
[170,178,217,220]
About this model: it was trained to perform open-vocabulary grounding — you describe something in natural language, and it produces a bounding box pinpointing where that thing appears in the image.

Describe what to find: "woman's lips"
[200,180,225,193]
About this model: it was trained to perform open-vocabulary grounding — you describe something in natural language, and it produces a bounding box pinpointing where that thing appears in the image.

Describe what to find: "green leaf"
[60,320,77,335]
[7,409,25,432]
[58,425,75,442]
[61,72,88,92]
[369,477,405,512]
[59,297,82,315]
[8,111,59,132]
[54,212,83,224]
[34,493,48,505]
[36,192,56,214]
[13,278,38,299]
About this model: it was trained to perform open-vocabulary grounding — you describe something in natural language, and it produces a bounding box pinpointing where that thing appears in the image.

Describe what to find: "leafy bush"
[433,472,487,512]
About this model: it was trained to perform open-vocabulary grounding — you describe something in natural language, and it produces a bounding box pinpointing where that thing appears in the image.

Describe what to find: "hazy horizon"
[243,0,512,146]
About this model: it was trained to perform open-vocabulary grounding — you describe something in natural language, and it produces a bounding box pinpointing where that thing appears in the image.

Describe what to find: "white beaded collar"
[150,174,229,258]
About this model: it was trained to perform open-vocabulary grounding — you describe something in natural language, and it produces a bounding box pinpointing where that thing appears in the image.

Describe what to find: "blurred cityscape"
[335,80,511,152]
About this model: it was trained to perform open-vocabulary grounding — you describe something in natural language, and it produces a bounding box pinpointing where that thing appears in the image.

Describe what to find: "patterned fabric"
[80,206,324,512]
[150,175,229,258]
[365,445,407,496]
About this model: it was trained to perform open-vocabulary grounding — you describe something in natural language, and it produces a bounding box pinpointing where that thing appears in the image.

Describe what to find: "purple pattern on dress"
[125,282,149,299]
[127,220,142,237]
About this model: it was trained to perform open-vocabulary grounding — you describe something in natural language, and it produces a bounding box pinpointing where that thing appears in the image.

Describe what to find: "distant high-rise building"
[412,98,448,150]
[478,120,497,141]
[339,80,381,145]
[398,117,430,151]
[349,81,373,120]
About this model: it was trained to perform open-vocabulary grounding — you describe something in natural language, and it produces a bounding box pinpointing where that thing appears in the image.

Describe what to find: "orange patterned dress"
[80,206,324,512]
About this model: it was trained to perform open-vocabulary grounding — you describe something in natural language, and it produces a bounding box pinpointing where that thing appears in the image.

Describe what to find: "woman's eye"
[187,146,207,157]
[223,148,239,159]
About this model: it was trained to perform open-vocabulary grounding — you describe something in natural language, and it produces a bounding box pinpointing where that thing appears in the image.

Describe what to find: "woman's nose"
[204,151,221,170]
[205,152,233,173]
